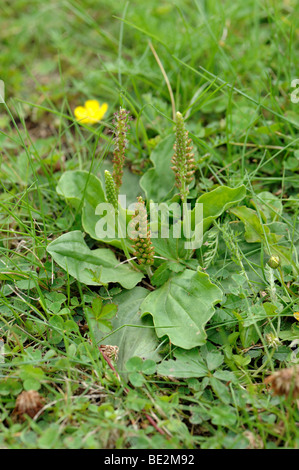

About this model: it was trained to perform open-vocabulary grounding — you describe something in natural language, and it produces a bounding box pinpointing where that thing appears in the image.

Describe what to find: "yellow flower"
[294,312,299,321]
[74,100,108,124]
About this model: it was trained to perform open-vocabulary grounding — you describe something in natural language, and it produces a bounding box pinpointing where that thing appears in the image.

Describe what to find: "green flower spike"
[171,111,195,202]
[105,169,132,265]
[104,170,118,210]
[112,107,131,193]
[130,197,154,266]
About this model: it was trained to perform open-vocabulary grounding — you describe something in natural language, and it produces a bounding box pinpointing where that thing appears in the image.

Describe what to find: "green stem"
[116,208,139,270]
[146,265,153,278]
[182,195,194,260]
[278,266,298,298]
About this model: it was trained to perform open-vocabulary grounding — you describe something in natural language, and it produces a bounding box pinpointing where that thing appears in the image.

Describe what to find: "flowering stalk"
[171,111,195,202]
[130,197,154,275]
[104,170,118,210]
[104,169,132,265]
[112,108,131,193]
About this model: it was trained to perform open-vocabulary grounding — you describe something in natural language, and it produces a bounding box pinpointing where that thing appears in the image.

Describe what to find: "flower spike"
[112,108,131,193]
[171,111,195,201]
[130,197,154,266]
[104,170,118,210]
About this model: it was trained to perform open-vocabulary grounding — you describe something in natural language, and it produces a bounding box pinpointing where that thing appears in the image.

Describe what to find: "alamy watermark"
[0,80,5,103]
[95,197,203,249]
[290,78,299,104]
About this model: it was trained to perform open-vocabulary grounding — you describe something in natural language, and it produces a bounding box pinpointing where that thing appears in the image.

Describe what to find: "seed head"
[129,197,154,266]
[171,112,195,201]
[99,344,119,361]
[13,390,45,421]
[264,366,299,399]
[112,108,131,193]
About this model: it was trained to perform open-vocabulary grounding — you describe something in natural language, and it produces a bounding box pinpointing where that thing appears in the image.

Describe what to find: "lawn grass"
[0,0,299,449]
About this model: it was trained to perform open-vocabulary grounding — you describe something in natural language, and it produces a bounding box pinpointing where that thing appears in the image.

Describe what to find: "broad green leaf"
[85,297,117,333]
[150,262,172,287]
[85,200,133,251]
[126,357,157,378]
[90,297,103,318]
[232,354,251,367]
[140,269,223,349]
[230,206,294,268]
[140,135,176,202]
[0,379,22,396]
[252,191,282,222]
[151,234,189,260]
[126,356,144,372]
[209,377,231,404]
[48,316,64,344]
[141,359,156,375]
[151,261,188,287]
[193,185,246,232]
[209,405,237,426]
[240,324,260,348]
[230,206,270,242]
[101,304,118,319]
[37,424,60,449]
[206,351,224,371]
[148,200,191,259]
[23,378,41,391]
[128,372,145,387]
[57,170,132,250]
[47,231,143,289]
[57,170,106,210]
[98,287,161,375]
[157,348,208,378]
[19,365,45,382]
[64,320,79,333]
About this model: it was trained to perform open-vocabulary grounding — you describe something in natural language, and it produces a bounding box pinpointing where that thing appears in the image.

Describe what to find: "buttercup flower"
[74,99,108,124]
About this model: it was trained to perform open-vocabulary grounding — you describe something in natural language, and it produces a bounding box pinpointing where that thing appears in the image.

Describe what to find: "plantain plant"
[47,108,295,369]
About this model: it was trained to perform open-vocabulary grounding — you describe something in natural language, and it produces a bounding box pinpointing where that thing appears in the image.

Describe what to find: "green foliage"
[1,0,299,450]
[104,170,118,210]
[85,297,117,333]
[195,185,247,232]
[140,135,176,201]
[47,231,143,288]
[97,287,161,374]
[140,269,223,349]
[171,112,195,201]
[230,206,294,269]
[56,170,106,212]
[126,357,156,387]
[57,169,132,250]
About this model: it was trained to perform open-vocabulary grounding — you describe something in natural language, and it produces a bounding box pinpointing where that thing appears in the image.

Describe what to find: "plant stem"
[146,265,153,278]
